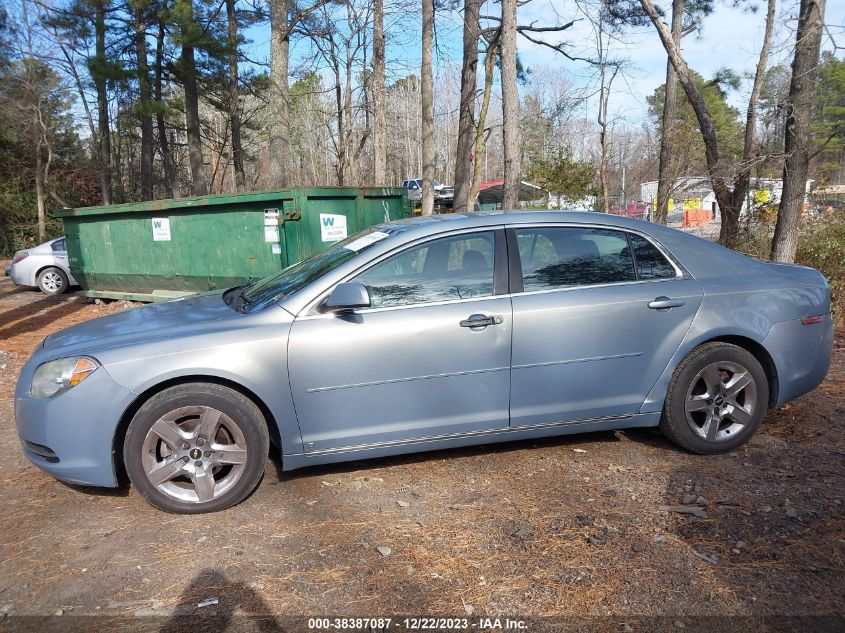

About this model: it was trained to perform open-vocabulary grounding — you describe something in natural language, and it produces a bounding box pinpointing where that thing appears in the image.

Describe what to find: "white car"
[402,179,454,205]
[7,237,77,295]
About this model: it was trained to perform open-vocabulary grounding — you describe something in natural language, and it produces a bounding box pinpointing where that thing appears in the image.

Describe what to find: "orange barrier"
[682,209,711,228]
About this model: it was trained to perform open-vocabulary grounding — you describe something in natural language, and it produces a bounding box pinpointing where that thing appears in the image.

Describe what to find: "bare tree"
[468,29,499,208]
[93,0,113,204]
[372,0,386,185]
[297,1,371,186]
[154,16,179,198]
[226,0,245,191]
[500,0,520,209]
[639,0,776,248]
[421,0,434,215]
[654,0,684,224]
[452,0,482,213]
[174,0,208,196]
[132,0,153,200]
[268,0,291,189]
[269,0,333,189]
[770,0,826,262]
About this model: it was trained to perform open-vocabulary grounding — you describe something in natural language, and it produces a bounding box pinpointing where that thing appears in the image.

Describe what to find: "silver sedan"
[8,237,77,294]
[14,212,834,513]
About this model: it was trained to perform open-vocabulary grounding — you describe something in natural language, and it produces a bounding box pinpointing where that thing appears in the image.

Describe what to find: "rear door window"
[514,227,636,291]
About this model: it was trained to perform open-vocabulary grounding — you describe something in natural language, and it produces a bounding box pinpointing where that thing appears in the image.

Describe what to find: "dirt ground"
[0,268,843,629]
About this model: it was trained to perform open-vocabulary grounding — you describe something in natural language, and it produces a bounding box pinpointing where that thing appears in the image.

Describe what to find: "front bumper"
[15,358,137,487]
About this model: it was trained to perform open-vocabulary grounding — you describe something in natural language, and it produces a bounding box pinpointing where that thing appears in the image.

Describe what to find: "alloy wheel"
[684,360,758,442]
[140,406,248,503]
[41,271,63,293]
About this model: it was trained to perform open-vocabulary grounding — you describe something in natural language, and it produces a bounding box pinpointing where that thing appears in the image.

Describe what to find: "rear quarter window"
[629,234,677,280]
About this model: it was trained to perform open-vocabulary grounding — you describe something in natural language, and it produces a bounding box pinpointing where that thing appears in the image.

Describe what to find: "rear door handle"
[648,296,685,310]
[460,313,503,328]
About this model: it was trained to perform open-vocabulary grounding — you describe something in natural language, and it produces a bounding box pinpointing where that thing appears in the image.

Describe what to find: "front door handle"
[648,296,685,310]
[460,313,503,328]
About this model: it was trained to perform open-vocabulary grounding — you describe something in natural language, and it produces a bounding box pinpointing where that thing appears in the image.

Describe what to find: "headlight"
[31,357,99,398]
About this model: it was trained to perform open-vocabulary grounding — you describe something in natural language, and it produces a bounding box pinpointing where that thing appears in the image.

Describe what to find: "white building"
[639,177,813,217]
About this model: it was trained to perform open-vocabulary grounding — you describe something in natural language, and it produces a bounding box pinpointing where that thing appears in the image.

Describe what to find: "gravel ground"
[0,270,843,629]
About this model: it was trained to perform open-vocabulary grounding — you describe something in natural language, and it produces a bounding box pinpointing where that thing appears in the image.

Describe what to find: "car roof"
[376,210,759,280]
[381,210,653,232]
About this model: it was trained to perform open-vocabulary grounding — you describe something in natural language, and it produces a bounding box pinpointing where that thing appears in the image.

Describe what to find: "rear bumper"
[9,265,32,286]
[14,360,137,487]
[764,315,835,406]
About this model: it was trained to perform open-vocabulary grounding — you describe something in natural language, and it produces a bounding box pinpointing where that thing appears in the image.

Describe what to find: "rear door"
[508,225,703,427]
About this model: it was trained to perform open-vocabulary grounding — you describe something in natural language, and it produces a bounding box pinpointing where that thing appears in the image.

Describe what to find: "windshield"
[234,226,398,312]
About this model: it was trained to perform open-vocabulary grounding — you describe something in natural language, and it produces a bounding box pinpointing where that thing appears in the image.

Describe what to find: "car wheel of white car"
[660,342,769,454]
[124,383,270,513]
[37,267,68,295]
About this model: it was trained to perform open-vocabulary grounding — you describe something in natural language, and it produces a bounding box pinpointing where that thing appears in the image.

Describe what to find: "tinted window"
[515,227,636,291]
[629,234,676,279]
[51,239,66,252]
[353,232,495,308]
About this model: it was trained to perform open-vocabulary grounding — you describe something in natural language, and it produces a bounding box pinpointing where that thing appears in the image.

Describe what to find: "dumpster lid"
[55,187,407,218]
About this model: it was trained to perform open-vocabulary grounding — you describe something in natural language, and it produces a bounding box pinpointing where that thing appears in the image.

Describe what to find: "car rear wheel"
[37,267,68,295]
[661,342,768,454]
[124,383,269,513]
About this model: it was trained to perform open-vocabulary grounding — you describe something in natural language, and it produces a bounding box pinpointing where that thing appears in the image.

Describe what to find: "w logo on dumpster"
[151,217,171,241]
[319,213,348,243]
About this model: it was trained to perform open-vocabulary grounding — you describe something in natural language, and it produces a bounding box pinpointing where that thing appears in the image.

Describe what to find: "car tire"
[37,267,69,295]
[660,342,769,454]
[124,383,270,513]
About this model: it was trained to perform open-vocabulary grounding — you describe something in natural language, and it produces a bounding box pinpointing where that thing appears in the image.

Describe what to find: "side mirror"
[324,282,371,312]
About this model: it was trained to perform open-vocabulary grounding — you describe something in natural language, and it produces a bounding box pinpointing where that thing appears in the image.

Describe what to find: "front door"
[288,229,512,453]
[508,225,703,426]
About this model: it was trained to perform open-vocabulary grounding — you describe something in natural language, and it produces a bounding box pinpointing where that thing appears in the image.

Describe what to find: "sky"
[243,0,845,127]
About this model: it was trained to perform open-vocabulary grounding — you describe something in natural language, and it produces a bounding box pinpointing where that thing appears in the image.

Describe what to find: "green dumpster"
[56,187,411,302]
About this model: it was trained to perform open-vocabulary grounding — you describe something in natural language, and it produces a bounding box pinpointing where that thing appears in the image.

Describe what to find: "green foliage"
[796,216,845,323]
[812,52,845,182]
[647,70,744,170]
[0,58,98,255]
[525,150,598,205]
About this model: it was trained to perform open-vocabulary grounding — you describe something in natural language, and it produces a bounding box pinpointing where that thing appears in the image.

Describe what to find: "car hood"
[42,292,240,354]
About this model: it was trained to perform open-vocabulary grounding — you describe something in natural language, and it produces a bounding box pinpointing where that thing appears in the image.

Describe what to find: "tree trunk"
[452,0,482,214]
[180,1,208,196]
[268,0,291,189]
[771,0,825,262]
[640,0,774,248]
[134,0,154,200]
[94,0,112,204]
[420,0,435,215]
[468,34,498,208]
[500,0,520,209]
[655,0,683,224]
[372,0,387,185]
[155,19,179,198]
[34,132,46,241]
[226,0,246,191]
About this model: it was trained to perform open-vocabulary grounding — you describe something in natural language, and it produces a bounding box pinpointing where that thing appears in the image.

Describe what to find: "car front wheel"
[661,342,769,454]
[37,267,69,295]
[124,383,270,513]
